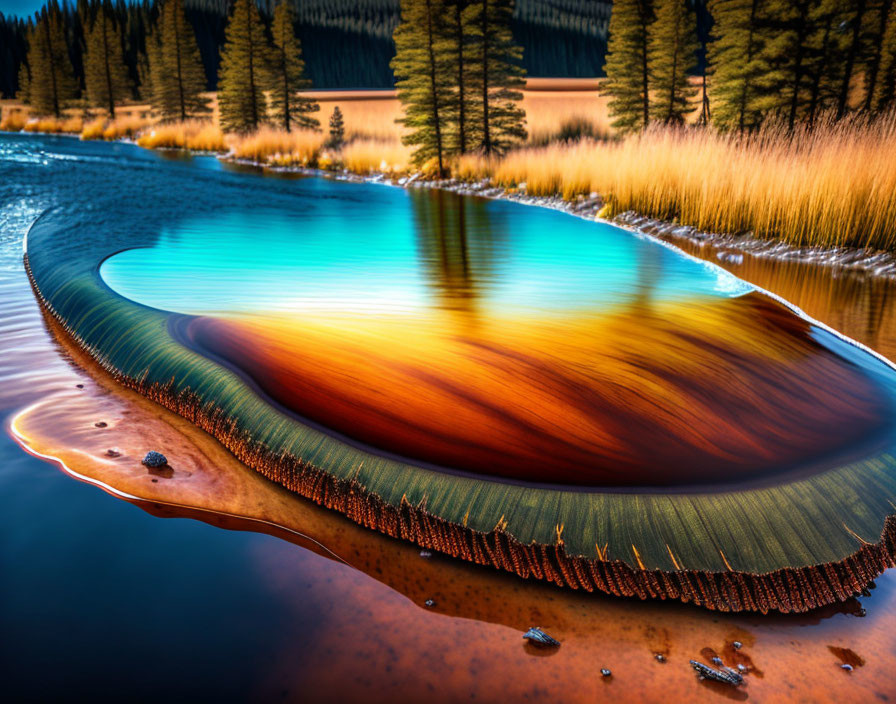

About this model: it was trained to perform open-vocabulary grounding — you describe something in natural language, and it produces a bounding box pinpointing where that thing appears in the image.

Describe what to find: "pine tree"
[836,0,869,118]
[464,0,526,154]
[445,0,475,153]
[803,0,847,124]
[864,0,895,111]
[84,1,131,117]
[20,2,78,117]
[328,105,345,147]
[872,0,896,111]
[218,0,271,133]
[649,0,699,124]
[708,0,776,131]
[391,0,454,174]
[148,0,208,120]
[603,0,654,133]
[269,0,319,131]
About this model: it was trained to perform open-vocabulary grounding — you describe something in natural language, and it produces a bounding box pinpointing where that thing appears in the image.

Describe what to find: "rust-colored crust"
[25,258,896,614]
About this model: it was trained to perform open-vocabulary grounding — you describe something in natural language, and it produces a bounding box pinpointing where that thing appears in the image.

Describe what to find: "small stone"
[856,608,867,618]
[655,654,666,663]
[141,451,168,468]
[841,664,854,672]
[424,599,435,608]
[94,421,107,428]
[600,669,612,677]
[732,641,742,650]
[737,664,746,672]
[75,384,84,389]
[711,657,723,666]
[105,449,121,458]
[523,627,560,648]
[419,550,432,558]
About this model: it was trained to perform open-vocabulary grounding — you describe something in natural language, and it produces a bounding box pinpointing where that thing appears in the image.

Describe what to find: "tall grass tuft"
[0,110,28,131]
[136,120,227,152]
[21,115,84,134]
[101,115,153,140]
[339,138,414,175]
[80,118,107,140]
[229,126,326,166]
[456,115,896,250]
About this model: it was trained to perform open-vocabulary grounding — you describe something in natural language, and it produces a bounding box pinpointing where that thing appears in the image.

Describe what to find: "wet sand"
[9,312,896,703]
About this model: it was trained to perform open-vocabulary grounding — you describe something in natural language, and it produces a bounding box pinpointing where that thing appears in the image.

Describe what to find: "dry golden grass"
[0,109,27,131]
[523,91,612,144]
[229,126,326,166]
[21,115,84,134]
[310,92,405,141]
[339,137,414,174]
[80,118,107,140]
[136,119,227,152]
[456,115,896,250]
[101,115,153,140]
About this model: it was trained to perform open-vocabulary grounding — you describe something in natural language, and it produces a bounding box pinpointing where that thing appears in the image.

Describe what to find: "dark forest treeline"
[603,0,896,134]
[0,0,614,98]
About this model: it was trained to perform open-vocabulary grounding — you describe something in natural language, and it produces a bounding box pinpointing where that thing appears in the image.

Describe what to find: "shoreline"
[3,127,896,278]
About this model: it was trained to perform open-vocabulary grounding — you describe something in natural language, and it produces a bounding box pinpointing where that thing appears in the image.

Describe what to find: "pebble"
[75,384,83,388]
[419,550,432,558]
[841,664,854,672]
[600,669,612,677]
[105,449,121,458]
[424,599,435,608]
[655,654,666,663]
[711,656,723,666]
[94,421,107,428]
[733,641,742,650]
[141,451,168,468]
[523,627,560,647]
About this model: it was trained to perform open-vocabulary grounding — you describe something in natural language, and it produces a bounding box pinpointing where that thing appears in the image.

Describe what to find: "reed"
[21,114,84,134]
[136,119,227,152]
[0,110,28,131]
[339,138,413,174]
[79,118,107,140]
[229,125,326,166]
[456,115,896,250]
[101,115,153,140]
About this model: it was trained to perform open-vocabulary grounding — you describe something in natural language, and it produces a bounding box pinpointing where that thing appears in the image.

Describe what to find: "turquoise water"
[101,187,749,317]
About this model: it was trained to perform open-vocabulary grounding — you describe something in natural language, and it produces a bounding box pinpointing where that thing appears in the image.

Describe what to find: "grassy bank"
[3,91,894,251]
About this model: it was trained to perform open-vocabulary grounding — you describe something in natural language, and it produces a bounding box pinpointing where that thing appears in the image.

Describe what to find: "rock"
[94,421,107,428]
[690,660,743,686]
[105,449,121,458]
[732,641,742,650]
[600,669,612,677]
[655,654,666,663]
[841,664,854,672]
[424,599,435,607]
[523,627,560,647]
[419,550,432,558]
[141,451,168,468]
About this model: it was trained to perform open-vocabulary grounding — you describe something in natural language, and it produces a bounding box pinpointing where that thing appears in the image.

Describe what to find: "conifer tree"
[20,2,78,117]
[872,2,896,111]
[603,0,654,133]
[464,0,526,154]
[445,0,475,153]
[391,0,454,174]
[328,105,345,147]
[269,0,319,132]
[218,0,271,132]
[803,0,847,124]
[864,0,895,111]
[708,0,776,131]
[149,0,208,121]
[649,0,699,124]
[84,1,131,117]
[835,0,869,118]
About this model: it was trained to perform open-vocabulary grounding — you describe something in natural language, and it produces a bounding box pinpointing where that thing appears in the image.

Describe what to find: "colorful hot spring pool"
[23,146,896,612]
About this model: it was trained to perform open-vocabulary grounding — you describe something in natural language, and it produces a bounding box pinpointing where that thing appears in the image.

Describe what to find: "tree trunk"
[102,12,115,118]
[481,0,491,154]
[425,0,444,175]
[43,11,60,118]
[455,0,466,153]
[837,0,868,119]
[246,1,258,130]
